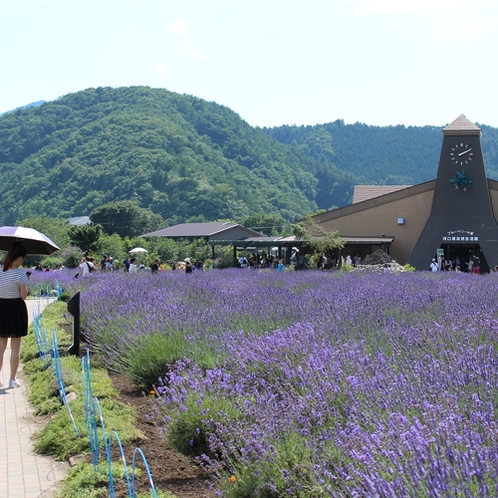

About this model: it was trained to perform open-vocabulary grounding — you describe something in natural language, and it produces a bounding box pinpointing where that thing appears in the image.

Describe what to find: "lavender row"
[38,269,498,496]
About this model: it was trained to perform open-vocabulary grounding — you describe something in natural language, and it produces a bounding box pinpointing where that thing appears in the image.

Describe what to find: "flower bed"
[57,269,498,496]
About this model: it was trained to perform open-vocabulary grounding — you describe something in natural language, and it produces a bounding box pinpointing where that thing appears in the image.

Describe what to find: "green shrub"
[54,462,108,498]
[403,263,416,272]
[220,432,346,498]
[54,461,145,498]
[40,255,64,269]
[340,263,354,272]
[34,407,91,460]
[123,332,190,387]
[167,394,243,457]
[60,244,85,268]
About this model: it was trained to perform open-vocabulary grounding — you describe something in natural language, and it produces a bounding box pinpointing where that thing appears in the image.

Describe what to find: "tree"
[99,233,127,262]
[90,201,164,238]
[17,216,71,250]
[292,214,344,261]
[68,222,103,254]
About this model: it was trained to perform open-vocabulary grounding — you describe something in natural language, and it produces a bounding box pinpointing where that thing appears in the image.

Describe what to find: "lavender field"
[35,269,498,497]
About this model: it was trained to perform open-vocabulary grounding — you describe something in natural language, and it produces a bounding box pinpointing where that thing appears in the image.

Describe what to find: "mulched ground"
[109,374,217,498]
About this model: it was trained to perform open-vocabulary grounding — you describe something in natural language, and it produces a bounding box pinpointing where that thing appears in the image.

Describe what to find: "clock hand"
[458,149,472,156]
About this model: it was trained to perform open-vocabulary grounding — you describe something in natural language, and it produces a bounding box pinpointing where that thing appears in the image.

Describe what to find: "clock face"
[450,143,473,166]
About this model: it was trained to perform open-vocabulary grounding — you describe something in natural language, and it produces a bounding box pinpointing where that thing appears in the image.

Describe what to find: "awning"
[208,236,393,248]
[208,238,306,248]
[341,236,394,244]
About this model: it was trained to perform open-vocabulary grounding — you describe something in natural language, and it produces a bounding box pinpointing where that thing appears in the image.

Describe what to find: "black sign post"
[67,291,80,356]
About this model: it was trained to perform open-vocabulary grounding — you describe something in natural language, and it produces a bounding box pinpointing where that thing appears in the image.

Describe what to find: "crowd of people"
[79,254,207,275]
[430,254,482,273]
[237,253,279,268]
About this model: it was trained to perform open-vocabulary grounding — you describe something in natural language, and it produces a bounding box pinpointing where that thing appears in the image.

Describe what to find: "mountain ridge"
[2,86,498,228]
[0,86,353,226]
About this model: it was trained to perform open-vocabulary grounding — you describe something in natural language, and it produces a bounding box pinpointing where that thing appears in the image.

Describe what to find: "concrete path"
[0,297,68,497]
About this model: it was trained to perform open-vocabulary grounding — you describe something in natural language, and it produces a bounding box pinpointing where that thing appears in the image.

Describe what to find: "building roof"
[352,185,411,204]
[141,222,263,238]
[443,114,481,136]
[208,236,305,248]
[208,234,394,248]
[313,180,437,224]
[69,216,91,225]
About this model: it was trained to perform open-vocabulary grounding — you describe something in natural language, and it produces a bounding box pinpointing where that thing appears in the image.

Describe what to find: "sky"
[2,0,498,129]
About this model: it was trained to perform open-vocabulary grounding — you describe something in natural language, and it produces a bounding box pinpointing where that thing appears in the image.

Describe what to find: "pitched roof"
[141,222,262,238]
[69,216,91,225]
[312,180,437,224]
[443,115,481,136]
[352,185,411,204]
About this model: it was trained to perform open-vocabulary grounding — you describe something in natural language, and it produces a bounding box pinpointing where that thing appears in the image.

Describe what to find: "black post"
[67,291,80,356]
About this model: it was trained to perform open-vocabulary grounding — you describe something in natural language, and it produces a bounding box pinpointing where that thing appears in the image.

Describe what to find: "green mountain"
[264,120,498,185]
[0,86,354,226]
[3,86,498,230]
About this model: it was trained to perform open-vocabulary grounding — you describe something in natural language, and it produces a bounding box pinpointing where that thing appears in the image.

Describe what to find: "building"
[311,115,498,272]
[68,216,91,226]
[141,222,265,242]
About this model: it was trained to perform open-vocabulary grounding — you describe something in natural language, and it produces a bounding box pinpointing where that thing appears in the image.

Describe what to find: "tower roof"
[443,115,481,136]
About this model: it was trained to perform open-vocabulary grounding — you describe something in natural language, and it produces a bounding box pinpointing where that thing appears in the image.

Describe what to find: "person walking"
[0,243,29,388]
[430,258,439,272]
[79,256,96,276]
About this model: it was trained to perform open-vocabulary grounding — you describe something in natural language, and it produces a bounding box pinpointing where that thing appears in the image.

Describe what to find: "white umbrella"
[0,226,60,255]
[129,247,148,254]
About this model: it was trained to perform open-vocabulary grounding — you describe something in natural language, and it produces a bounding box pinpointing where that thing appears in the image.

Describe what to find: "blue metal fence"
[32,300,157,497]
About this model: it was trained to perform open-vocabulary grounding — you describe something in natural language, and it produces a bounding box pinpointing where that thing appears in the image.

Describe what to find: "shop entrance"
[438,243,488,273]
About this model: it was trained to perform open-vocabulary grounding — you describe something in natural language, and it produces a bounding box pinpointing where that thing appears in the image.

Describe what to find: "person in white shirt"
[430,258,439,272]
[79,257,96,276]
[0,242,29,388]
[128,258,137,273]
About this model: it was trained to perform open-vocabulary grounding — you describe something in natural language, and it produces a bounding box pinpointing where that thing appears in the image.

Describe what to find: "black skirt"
[0,298,28,338]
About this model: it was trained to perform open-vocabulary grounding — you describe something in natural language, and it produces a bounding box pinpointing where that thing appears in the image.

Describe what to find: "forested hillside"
[0,86,353,226]
[265,120,498,184]
[3,86,498,229]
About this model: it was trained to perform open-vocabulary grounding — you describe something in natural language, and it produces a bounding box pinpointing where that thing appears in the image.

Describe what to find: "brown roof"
[352,185,411,204]
[312,180,436,224]
[141,222,262,238]
[443,115,481,136]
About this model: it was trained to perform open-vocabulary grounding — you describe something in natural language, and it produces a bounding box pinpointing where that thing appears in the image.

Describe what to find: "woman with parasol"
[0,243,29,388]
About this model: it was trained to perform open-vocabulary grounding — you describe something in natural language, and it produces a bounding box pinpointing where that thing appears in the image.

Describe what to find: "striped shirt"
[0,268,29,299]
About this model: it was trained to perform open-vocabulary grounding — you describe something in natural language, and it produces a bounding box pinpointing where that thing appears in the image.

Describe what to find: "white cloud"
[164,18,211,61]
[166,19,192,44]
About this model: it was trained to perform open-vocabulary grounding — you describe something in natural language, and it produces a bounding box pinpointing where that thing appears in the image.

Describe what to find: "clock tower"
[407,115,498,271]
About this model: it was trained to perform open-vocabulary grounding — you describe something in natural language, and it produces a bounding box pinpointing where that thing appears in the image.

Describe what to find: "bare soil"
[109,374,217,498]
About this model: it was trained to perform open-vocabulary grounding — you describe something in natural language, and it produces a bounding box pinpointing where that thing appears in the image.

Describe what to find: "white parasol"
[129,247,148,254]
[0,226,60,255]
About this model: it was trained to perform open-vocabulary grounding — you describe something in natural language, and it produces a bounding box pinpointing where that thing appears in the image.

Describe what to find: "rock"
[352,249,406,274]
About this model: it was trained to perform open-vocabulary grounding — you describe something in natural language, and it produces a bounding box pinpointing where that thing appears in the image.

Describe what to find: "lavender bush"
[42,268,498,496]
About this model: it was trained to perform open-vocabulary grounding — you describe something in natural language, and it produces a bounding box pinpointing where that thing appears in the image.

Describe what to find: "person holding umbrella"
[0,242,29,388]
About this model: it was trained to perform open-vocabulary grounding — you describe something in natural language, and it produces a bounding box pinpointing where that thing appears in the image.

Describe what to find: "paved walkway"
[0,297,68,498]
